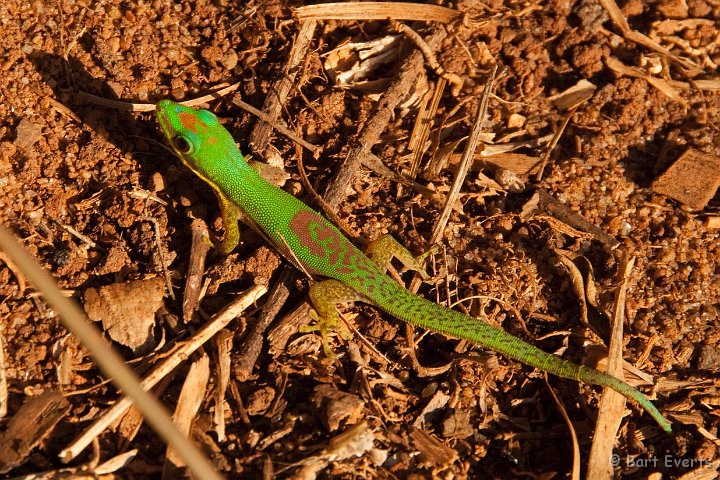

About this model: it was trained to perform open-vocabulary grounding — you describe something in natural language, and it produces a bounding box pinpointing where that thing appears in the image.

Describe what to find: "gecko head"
[155,99,235,182]
[155,100,221,158]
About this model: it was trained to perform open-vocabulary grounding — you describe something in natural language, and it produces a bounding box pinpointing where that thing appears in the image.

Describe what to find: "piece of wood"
[294,2,461,22]
[652,148,720,210]
[183,219,210,322]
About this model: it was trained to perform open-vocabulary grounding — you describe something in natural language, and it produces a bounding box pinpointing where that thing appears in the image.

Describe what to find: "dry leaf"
[83,277,165,354]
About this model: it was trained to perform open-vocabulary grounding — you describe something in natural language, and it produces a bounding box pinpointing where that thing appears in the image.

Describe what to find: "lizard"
[155,99,672,433]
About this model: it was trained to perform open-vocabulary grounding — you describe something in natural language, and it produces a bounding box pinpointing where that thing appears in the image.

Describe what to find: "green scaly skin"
[155,100,672,433]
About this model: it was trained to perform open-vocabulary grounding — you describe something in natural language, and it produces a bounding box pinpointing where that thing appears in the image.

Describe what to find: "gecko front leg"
[207,192,242,254]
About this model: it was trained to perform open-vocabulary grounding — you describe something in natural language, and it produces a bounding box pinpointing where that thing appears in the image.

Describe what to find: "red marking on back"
[288,211,383,283]
[178,112,206,134]
[289,210,361,273]
[289,211,327,258]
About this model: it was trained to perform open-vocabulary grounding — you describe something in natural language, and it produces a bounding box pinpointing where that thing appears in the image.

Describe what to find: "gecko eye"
[173,136,193,154]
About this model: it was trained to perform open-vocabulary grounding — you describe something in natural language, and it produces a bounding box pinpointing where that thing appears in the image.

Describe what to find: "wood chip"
[163,354,210,477]
[413,390,450,429]
[0,391,70,474]
[83,277,165,354]
[652,148,720,210]
[409,427,459,469]
[547,79,597,110]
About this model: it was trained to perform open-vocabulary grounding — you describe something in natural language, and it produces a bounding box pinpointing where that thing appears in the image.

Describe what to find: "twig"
[294,2,461,23]
[587,254,636,478]
[544,373,581,480]
[77,82,241,112]
[232,95,320,154]
[249,20,317,152]
[390,20,463,96]
[598,0,699,73]
[141,216,175,301]
[0,251,26,293]
[535,104,579,181]
[234,268,294,381]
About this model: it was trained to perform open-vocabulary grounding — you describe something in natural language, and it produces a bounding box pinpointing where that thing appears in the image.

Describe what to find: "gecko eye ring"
[174,136,193,154]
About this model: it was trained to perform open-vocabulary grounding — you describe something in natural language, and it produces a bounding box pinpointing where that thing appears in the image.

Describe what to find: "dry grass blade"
[606,57,688,106]
[407,78,446,183]
[0,225,225,480]
[0,391,70,474]
[587,254,636,479]
[544,374,580,480]
[77,82,241,111]
[428,67,497,244]
[598,0,698,73]
[294,2,461,23]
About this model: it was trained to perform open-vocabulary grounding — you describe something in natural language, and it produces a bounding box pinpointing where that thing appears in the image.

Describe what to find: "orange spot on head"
[207,136,218,145]
[178,112,206,134]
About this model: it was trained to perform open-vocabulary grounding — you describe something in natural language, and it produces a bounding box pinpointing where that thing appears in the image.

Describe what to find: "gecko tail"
[385,291,672,433]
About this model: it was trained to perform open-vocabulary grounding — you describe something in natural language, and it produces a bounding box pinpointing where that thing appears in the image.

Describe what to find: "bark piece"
[311,384,365,432]
[0,391,70,474]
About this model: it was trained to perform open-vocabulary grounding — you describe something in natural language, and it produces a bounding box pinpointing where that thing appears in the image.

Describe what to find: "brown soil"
[1,0,719,478]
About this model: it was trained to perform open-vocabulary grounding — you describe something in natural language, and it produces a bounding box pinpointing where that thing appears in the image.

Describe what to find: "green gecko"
[155,100,672,433]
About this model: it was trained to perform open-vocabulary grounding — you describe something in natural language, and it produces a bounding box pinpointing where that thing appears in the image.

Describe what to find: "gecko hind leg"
[300,279,359,357]
[365,234,436,281]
